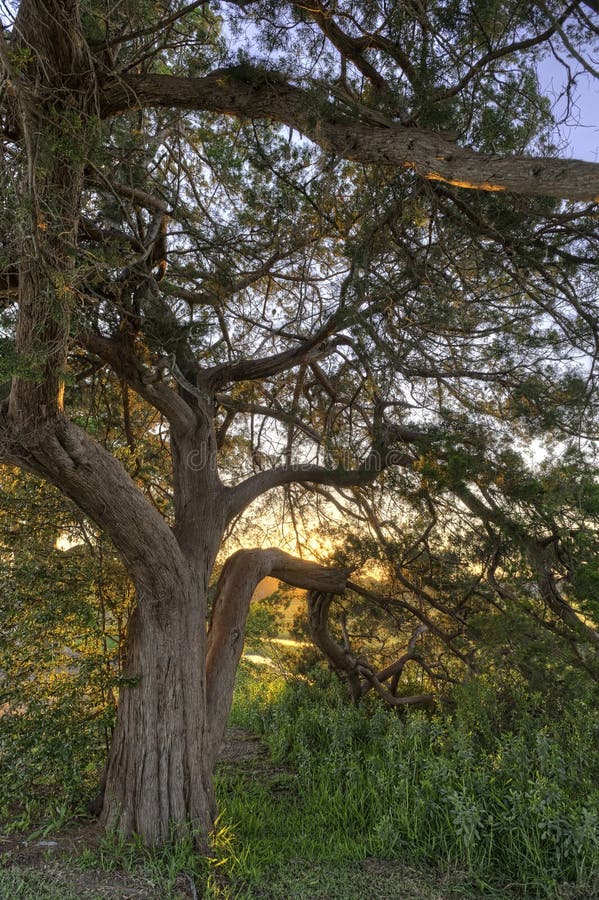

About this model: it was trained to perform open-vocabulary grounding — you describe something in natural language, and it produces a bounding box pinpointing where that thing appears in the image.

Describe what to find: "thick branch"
[1,411,189,594]
[300,4,398,94]
[205,548,347,762]
[225,447,415,522]
[307,590,362,703]
[101,69,599,201]
[203,315,344,389]
[80,331,196,433]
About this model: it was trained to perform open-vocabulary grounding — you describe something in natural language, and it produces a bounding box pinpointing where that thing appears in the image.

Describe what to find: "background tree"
[0,0,598,846]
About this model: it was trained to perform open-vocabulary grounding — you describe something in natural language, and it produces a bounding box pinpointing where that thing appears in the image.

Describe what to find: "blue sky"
[537,56,599,161]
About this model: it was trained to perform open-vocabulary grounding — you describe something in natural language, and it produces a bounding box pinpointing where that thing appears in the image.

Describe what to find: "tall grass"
[221,663,599,897]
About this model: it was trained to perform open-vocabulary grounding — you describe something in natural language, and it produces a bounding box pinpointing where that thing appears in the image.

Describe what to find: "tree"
[0,0,598,846]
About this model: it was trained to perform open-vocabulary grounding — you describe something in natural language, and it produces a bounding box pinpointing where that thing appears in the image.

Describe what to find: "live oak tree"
[1,0,599,845]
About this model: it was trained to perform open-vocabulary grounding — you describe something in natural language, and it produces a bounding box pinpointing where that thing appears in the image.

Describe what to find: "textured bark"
[101,70,599,202]
[10,163,85,424]
[171,419,225,572]
[2,3,228,842]
[307,590,363,704]
[100,582,214,847]
[8,0,91,424]
[6,0,595,853]
[0,409,224,845]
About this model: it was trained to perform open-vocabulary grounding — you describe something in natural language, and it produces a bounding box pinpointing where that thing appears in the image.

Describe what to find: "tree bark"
[205,549,348,766]
[2,3,227,845]
[0,411,225,846]
[101,70,599,202]
[8,0,90,424]
[100,578,215,847]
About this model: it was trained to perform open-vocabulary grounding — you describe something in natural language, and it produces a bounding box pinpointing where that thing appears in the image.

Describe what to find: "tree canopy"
[0,0,598,846]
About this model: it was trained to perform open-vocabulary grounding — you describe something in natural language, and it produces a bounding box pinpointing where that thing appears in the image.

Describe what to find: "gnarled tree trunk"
[205,549,349,767]
[100,578,215,846]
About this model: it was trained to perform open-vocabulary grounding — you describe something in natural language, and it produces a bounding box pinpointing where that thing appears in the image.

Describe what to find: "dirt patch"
[0,861,161,899]
[0,818,103,867]
[218,726,267,765]
[0,819,160,898]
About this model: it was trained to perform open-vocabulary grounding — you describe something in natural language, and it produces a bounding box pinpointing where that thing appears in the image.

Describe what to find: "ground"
[0,728,580,899]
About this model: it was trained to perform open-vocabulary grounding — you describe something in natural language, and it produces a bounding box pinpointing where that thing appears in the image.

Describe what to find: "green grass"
[2,663,599,898]
[0,866,98,899]
[214,663,599,899]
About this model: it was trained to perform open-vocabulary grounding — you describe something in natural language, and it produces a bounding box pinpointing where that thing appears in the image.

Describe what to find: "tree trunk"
[9,0,90,425]
[101,574,215,847]
[0,415,223,847]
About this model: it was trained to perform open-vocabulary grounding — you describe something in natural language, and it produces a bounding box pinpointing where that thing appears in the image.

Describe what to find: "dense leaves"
[0,0,598,850]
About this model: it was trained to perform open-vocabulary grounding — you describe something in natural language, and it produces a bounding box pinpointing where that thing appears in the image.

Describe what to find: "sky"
[537,56,599,161]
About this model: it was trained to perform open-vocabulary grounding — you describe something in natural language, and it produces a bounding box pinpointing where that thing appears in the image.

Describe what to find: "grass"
[213,662,599,899]
[0,867,77,900]
[2,663,599,898]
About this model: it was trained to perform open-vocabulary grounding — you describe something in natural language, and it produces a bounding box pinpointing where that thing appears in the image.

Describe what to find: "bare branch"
[307,591,434,707]
[224,446,416,523]
[215,393,322,442]
[432,1,582,102]
[203,313,345,388]
[84,171,169,213]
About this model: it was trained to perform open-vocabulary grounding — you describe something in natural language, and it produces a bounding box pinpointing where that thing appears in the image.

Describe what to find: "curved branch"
[0,411,189,595]
[367,624,429,689]
[100,69,599,201]
[357,664,434,707]
[225,447,416,522]
[203,314,345,389]
[79,331,196,432]
[456,483,599,649]
[299,3,401,95]
[307,591,434,707]
[431,1,582,102]
[205,548,348,763]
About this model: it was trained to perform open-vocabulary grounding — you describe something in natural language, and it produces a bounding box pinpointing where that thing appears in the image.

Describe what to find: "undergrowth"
[2,660,598,898]
[218,662,599,898]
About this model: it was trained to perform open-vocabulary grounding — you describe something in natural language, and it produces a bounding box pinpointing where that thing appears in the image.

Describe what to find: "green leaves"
[0,470,133,823]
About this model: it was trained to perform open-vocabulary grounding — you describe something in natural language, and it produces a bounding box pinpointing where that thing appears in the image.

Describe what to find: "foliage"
[0,470,133,826]
[1,0,599,852]
[225,664,599,898]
